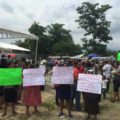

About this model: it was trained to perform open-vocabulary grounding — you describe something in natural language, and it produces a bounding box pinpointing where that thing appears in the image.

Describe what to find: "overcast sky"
[0,0,120,50]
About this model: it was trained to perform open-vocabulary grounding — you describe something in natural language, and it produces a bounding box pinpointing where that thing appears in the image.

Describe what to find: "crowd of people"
[0,54,120,120]
[46,57,120,120]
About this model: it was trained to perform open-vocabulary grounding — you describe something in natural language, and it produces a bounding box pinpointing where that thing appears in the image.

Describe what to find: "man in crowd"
[103,61,112,93]
[71,62,81,111]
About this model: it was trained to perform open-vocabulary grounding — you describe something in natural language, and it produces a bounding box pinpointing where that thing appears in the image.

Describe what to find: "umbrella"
[88,53,99,59]
[7,54,16,58]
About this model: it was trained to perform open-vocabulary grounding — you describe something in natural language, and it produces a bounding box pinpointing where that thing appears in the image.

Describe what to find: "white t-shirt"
[102,79,108,89]
[103,64,112,78]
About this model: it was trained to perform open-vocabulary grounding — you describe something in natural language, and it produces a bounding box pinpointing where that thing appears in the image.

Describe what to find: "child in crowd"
[102,76,108,99]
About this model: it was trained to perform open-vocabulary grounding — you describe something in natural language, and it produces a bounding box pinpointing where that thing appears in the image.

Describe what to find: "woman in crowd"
[83,70,100,120]
[23,64,42,116]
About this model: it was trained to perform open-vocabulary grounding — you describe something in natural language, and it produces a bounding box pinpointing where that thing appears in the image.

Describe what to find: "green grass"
[0,84,120,120]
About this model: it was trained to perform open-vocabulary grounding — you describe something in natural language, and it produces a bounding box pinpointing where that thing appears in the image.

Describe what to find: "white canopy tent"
[70,54,84,59]
[0,28,36,39]
[0,42,30,52]
[0,28,38,63]
[49,56,70,59]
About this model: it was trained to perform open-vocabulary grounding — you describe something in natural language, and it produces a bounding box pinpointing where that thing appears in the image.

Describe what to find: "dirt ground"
[0,85,120,120]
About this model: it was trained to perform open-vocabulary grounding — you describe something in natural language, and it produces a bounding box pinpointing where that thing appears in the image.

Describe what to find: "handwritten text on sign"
[77,74,102,94]
[23,67,46,86]
[52,67,73,84]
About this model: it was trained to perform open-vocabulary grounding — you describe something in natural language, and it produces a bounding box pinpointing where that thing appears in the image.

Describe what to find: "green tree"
[47,23,73,45]
[16,22,52,55]
[29,22,46,37]
[15,39,36,54]
[15,22,81,56]
[76,2,112,54]
[28,22,53,55]
[15,40,26,48]
[52,41,82,56]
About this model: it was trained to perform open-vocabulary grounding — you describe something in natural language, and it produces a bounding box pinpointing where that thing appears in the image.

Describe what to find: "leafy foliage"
[15,22,81,56]
[47,23,73,44]
[76,2,112,54]
[29,22,46,37]
[52,41,81,55]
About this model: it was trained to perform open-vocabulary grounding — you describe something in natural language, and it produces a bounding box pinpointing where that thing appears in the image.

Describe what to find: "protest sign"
[0,68,22,86]
[39,65,46,73]
[117,52,120,61]
[77,74,102,94]
[52,67,73,84]
[23,67,46,86]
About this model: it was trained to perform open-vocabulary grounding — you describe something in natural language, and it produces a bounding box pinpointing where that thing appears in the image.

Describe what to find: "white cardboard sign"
[23,67,46,86]
[77,74,102,94]
[52,67,73,84]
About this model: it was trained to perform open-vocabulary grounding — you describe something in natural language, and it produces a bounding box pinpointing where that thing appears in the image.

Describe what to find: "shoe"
[69,114,73,118]
[85,115,90,120]
[76,108,81,111]
[59,115,64,119]
[110,99,115,103]
[116,99,120,101]
[59,113,64,119]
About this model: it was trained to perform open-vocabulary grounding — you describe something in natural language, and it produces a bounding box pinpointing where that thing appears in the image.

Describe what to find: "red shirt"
[79,66,84,73]
[74,67,79,80]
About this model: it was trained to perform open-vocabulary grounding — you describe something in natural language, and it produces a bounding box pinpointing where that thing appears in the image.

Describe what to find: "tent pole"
[35,38,39,65]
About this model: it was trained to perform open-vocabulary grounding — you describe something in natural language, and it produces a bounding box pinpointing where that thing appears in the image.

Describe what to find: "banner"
[52,67,73,84]
[77,74,102,94]
[23,67,46,86]
[0,68,22,86]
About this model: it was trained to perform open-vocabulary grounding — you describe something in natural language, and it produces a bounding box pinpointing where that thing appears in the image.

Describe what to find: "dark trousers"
[102,88,107,99]
[107,78,111,93]
[55,87,59,106]
[71,81,81,110]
